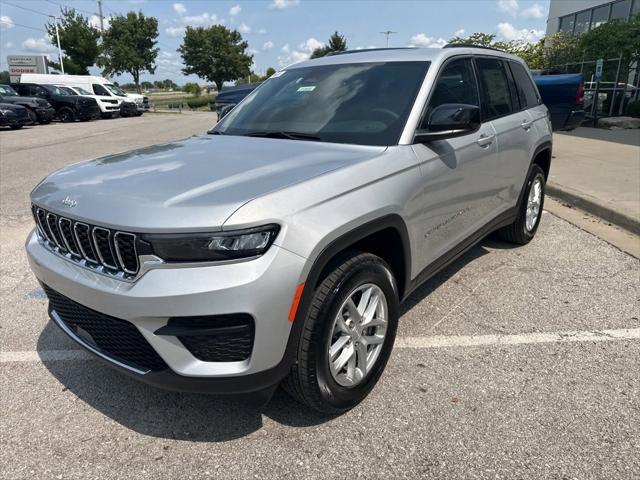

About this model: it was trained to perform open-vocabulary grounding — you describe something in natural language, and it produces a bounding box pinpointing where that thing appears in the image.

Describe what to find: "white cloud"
[278,42,310,67]
[263,40,274,50]
[257,28,267,34]
[270,0,300,10]
[496,22,544,42]
[21,37,57,53]
[520,3,545,20]
[165,26,185,37]
[238,23,251,33]
[453,28,465,37]
[229,5,241,16]
[247,48,258,55]
[5,41,14,48]
[89,14,111,30]
[183,12,218,25]
[173,3,187,15]
[496,0,519,17]
[0,15,14,29]
[409,33,447,48]
[299,37,323,52]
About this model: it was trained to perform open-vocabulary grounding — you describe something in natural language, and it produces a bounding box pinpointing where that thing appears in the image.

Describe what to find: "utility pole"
[97,0,105,35]
[380,30,397,48]
[49,15,64,74]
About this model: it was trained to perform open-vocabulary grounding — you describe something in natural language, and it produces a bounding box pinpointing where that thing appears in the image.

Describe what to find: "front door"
[411,57,501,272]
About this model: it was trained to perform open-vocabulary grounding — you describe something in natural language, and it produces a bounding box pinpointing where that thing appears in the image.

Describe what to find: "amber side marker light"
[288,283,305,322]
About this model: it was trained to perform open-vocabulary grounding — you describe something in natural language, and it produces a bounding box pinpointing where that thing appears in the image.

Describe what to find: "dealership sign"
[7,55,50,83]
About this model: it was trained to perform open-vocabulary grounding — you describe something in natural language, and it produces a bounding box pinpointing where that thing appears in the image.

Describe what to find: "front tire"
[26,107,38,124]
[58,107,75,123]
[496,164,546,244]
[283,252,399,413]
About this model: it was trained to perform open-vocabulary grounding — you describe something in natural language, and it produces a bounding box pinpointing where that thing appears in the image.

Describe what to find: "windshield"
[0,84,18,96]
[73,86,92,95]
[216,61,430,146]
[44,85,69,96]
[105,84,127,96]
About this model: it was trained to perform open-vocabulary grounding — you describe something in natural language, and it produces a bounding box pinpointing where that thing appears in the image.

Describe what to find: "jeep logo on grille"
[61,196,77,208]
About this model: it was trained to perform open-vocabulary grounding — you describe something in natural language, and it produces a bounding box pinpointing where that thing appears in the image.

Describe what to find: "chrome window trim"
[73,222,99,264]
[113,231,139,275]
[91,226,119,270]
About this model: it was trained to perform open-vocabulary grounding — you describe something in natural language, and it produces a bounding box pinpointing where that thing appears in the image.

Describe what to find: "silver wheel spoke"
[329,335,350,360]
[362,334,384,346]
[362,294,380,324]
[357,286,373,316]
[345,298,361,324]
[333,344,354,374]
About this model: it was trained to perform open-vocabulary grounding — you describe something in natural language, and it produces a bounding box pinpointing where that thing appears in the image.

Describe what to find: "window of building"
[559,14,575,33]
[632,0,640,16]
[574,10,592,34]
[610,0,631,20]
[591,4,611,28]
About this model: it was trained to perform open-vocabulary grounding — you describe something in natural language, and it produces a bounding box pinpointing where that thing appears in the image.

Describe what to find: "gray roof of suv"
[287,46,522,69]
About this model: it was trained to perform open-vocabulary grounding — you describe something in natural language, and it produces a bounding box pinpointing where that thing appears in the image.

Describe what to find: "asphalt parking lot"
[1,114,639,479]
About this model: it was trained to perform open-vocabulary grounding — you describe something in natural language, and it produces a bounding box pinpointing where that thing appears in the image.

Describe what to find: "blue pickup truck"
[532,73,586,131]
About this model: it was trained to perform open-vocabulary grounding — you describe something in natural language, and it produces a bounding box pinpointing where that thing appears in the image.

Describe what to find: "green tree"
[265,67,276,77]
[45,8,100,74]
[578,15,640,68]
[178,25,253,93]
[310,31,348,58]
[141,81,153,90]
[0,71,10,83]
[448,32,496,47]
[183,82,202,96]
[99,12,159,92]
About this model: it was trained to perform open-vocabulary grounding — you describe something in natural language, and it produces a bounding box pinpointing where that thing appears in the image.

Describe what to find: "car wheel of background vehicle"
[26,107,38,123]
[58,107,75,123]
[496,164,545,245]
[9,125,23,130]
[282,251,399,414]
[135,112,143,116]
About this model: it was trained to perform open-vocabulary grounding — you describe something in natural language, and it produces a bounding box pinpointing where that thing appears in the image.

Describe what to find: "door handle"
[476,134,495,147]
[521,119,533,130]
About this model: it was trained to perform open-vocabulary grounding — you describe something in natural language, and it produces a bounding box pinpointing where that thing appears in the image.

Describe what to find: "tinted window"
[559,14,575,33]
[93,84,110,96]
[591,4,610,28]
[509,61,540,109]
[574,10,592,34]
[476,58,514,120]
[420,58,478,129]
[217,61,430,146]
[611,0,631,20]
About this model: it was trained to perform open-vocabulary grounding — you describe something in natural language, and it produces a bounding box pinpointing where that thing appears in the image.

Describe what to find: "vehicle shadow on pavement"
[37,322,336,442]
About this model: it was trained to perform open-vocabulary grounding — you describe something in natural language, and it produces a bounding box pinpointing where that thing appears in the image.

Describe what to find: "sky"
[0,0,550,85]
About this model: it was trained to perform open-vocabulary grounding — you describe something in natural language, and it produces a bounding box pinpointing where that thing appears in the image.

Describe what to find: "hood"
[0,103,25,112]
[31,135,386,232]
[2,95,44,106]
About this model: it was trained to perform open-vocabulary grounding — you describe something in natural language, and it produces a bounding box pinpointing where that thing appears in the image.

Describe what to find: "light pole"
[380,30,397,48]
[49,15,64,74]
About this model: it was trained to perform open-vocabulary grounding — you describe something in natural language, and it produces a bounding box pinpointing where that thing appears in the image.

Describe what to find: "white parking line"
[2,328,639,363]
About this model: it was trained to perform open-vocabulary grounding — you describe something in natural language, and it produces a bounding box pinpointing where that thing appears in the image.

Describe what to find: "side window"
[420,58,479,129]
[475,58,515,120]
[508,61,540,109]
[93,84,109,96]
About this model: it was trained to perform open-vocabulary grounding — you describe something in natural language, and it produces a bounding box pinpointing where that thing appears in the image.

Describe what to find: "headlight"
[134,98,143,104]
[0,108,11,115]
[142,225,280,262]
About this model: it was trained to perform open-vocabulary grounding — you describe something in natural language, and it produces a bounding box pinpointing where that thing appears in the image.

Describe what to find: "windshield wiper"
[245,131,322,141]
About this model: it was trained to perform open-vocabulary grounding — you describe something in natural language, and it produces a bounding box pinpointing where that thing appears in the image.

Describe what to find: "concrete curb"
[547,183,640,236]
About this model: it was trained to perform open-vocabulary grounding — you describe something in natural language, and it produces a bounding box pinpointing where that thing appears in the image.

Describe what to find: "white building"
[546,0,639,36]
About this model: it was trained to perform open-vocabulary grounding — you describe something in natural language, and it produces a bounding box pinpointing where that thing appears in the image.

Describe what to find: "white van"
[20,74,148,116]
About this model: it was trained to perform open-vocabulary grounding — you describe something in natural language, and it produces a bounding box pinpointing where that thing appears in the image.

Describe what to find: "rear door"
[411,57,500,270]
[474,57,532,211]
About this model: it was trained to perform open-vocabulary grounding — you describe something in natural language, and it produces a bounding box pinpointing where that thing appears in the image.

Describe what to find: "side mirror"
[414,104,481,142]
[218,104,236,120]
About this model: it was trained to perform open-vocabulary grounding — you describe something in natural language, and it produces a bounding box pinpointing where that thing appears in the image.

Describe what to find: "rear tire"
[496,164,545,245]
[282,252,399,413]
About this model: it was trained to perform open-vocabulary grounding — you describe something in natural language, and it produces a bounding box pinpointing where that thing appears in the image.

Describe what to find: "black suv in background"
[0,84,55,124]
[12,83,100,122]
[0,103,31,129]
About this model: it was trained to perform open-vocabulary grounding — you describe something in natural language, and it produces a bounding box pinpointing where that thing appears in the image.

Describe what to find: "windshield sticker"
[297,86,316,92]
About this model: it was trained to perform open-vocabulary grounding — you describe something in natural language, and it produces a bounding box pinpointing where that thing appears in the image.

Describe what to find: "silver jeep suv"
[27,46,551,413]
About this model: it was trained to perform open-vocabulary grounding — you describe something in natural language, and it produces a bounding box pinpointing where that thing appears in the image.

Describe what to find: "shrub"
[187,96,212,109]
[624,100,640,118]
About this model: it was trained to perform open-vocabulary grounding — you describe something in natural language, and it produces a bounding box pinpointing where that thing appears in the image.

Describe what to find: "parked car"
[26,46,552,413]
[56,85,121,119]
[532,73,585,131]
[212,83,258,116]
[0,84,55,124]
[20,74,147,116]
[0,103,31,129]
[12,83,101,122]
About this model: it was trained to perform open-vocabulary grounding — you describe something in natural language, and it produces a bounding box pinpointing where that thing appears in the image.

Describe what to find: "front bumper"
[0,111,31,127]
[35,107,55,122]
[26,230,306,393]
[76,105,101,121]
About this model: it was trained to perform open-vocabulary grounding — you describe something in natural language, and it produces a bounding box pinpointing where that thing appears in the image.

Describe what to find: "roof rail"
[443,43,504,52]
[328,47,413,56]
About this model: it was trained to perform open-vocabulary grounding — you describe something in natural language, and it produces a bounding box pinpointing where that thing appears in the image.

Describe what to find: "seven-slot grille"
[32,204,139,277]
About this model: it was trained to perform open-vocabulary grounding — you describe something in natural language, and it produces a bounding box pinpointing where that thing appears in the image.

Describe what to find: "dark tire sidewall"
[313,258,399,411]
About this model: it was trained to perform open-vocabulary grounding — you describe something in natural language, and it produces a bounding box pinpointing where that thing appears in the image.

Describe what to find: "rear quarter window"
[509,61,540,109]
